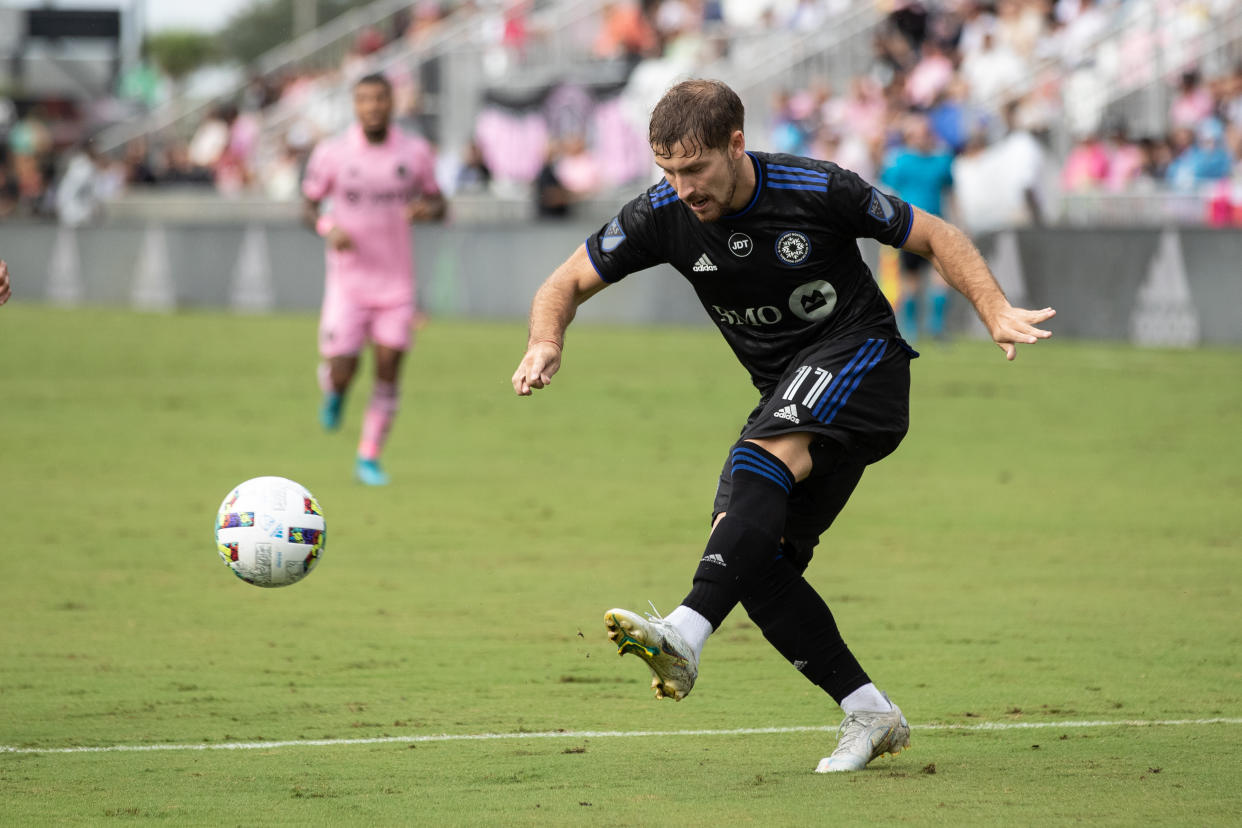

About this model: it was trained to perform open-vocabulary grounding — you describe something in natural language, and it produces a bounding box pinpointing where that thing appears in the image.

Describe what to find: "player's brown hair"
[355,73,392,93]
[648,79,745,158]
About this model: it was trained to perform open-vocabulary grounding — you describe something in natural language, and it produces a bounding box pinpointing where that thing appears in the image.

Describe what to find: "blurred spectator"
[960,31,1026,105]
[258,140,304,201]
[1104,124,1144,192]
[1060,132,1109,192]
[952,102,1048,234]
[55,144,105,226]
[456,140,493,195]
[535,139,572,218]
[555,134,602,197]
[1167,118,1233,190]
[0,153,18,219]
[927,77,984,153]
[187,106,233,172]
[595,1,660,64]
[1170,69,1215,130]
[904,39,954,109]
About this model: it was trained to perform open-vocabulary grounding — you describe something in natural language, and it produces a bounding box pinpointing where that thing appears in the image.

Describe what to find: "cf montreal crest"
[775,231,811,265]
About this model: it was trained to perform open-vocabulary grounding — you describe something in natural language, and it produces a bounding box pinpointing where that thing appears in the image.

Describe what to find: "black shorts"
[711,333,918,567]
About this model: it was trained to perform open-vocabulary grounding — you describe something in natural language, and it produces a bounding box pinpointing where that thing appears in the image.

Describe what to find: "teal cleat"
[320,392,344,431]
[355,457,389,486]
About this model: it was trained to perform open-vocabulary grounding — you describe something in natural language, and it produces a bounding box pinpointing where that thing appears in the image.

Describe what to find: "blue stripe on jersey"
[812,339,880,419]
[767,172,828,183]
[767,163,829,179]
[730,447,794,492]
[652,181,674,196]
[650,194,680,208]
[820,340,886,424]
[766,182,829,192]
[815,339,888,423]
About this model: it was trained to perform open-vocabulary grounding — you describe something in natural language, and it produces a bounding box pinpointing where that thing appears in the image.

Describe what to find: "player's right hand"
[0,260,10,305]
[512,341,562,396]
[326,227,354,251]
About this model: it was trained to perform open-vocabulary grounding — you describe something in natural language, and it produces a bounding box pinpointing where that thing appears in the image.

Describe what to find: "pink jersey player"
[303,73,445,486]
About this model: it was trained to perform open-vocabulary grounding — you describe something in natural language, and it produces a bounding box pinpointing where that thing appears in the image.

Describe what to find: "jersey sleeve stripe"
[650,194,680,208]
[767,163,829,179]
[768,172,830,183]
[766,182,829,191]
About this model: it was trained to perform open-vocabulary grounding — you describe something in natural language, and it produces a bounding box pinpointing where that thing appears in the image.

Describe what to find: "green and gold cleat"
[604,607,698,701]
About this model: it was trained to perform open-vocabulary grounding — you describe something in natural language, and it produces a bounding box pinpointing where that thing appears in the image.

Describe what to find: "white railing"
[707,5,883,138]
[97,0,432,151]
[1056,189,1222,226]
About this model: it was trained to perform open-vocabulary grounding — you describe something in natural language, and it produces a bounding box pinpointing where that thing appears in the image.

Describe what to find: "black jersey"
[585,151,914,392]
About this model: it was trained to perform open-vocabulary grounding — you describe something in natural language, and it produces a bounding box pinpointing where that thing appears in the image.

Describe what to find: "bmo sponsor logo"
[712,304,783,327]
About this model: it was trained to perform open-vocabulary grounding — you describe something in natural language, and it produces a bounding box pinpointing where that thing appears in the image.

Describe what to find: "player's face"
[353,82,393,136]
[654,131,748,223]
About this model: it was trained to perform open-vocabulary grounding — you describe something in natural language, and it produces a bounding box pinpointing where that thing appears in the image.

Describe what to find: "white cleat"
[604,607,699,701]
[815,696,910,773]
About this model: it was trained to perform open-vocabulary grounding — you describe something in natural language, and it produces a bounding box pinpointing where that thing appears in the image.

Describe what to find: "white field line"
[2,718,1240,756]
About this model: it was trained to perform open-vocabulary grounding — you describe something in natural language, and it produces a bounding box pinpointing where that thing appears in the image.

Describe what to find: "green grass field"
[1,305,1240,825]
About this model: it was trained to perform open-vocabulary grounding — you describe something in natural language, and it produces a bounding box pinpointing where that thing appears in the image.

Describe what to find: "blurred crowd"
[769,0,1242,231]
[4,0,1242,227]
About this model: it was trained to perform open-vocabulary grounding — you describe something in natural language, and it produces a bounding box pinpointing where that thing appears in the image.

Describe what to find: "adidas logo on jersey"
[773,404,800,424]
[701,552,726,567]
[692,253,718,272]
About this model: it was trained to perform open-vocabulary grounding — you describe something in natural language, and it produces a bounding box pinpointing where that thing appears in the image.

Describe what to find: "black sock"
[741,553,870,703]
[681,443,794,628]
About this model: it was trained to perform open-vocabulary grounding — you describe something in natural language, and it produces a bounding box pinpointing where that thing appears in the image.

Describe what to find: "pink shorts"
[318,296,415,358]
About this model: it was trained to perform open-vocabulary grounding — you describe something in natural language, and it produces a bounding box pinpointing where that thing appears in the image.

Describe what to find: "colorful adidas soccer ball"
[215,477,325,588]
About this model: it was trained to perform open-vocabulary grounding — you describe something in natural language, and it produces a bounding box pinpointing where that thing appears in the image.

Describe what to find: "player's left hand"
[0,259,11,306]
[987,304,1056,360]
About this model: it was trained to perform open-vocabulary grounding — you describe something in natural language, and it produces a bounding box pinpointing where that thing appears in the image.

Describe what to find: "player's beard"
[694,164,738,223]
[363,124,390,144]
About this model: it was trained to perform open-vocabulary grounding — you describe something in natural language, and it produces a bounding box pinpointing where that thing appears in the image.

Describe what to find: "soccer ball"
[215,476,326,588]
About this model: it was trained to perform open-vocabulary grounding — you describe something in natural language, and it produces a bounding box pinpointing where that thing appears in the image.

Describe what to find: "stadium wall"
[1,221,1239,346]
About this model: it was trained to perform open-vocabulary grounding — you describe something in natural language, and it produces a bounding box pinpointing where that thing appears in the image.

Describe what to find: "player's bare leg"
[320,355,358,431]
[356,345,404,486]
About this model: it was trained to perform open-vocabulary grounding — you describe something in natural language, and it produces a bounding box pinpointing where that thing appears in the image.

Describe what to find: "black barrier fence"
[1,221,1239,346]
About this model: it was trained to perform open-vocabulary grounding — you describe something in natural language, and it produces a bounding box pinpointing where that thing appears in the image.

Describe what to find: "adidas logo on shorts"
[692,253,718,272]
[773,404,800,424]
[701,552,726,567]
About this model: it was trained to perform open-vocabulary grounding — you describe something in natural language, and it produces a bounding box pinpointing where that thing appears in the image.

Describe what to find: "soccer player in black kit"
[511,80,1055,772]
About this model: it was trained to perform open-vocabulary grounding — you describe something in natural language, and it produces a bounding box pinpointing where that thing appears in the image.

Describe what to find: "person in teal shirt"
[881,113,955,341]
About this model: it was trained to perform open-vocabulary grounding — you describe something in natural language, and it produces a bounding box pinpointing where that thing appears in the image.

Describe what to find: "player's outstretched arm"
[901,207,1055,360]
[0,259,11,305]
[512,244,609,396]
